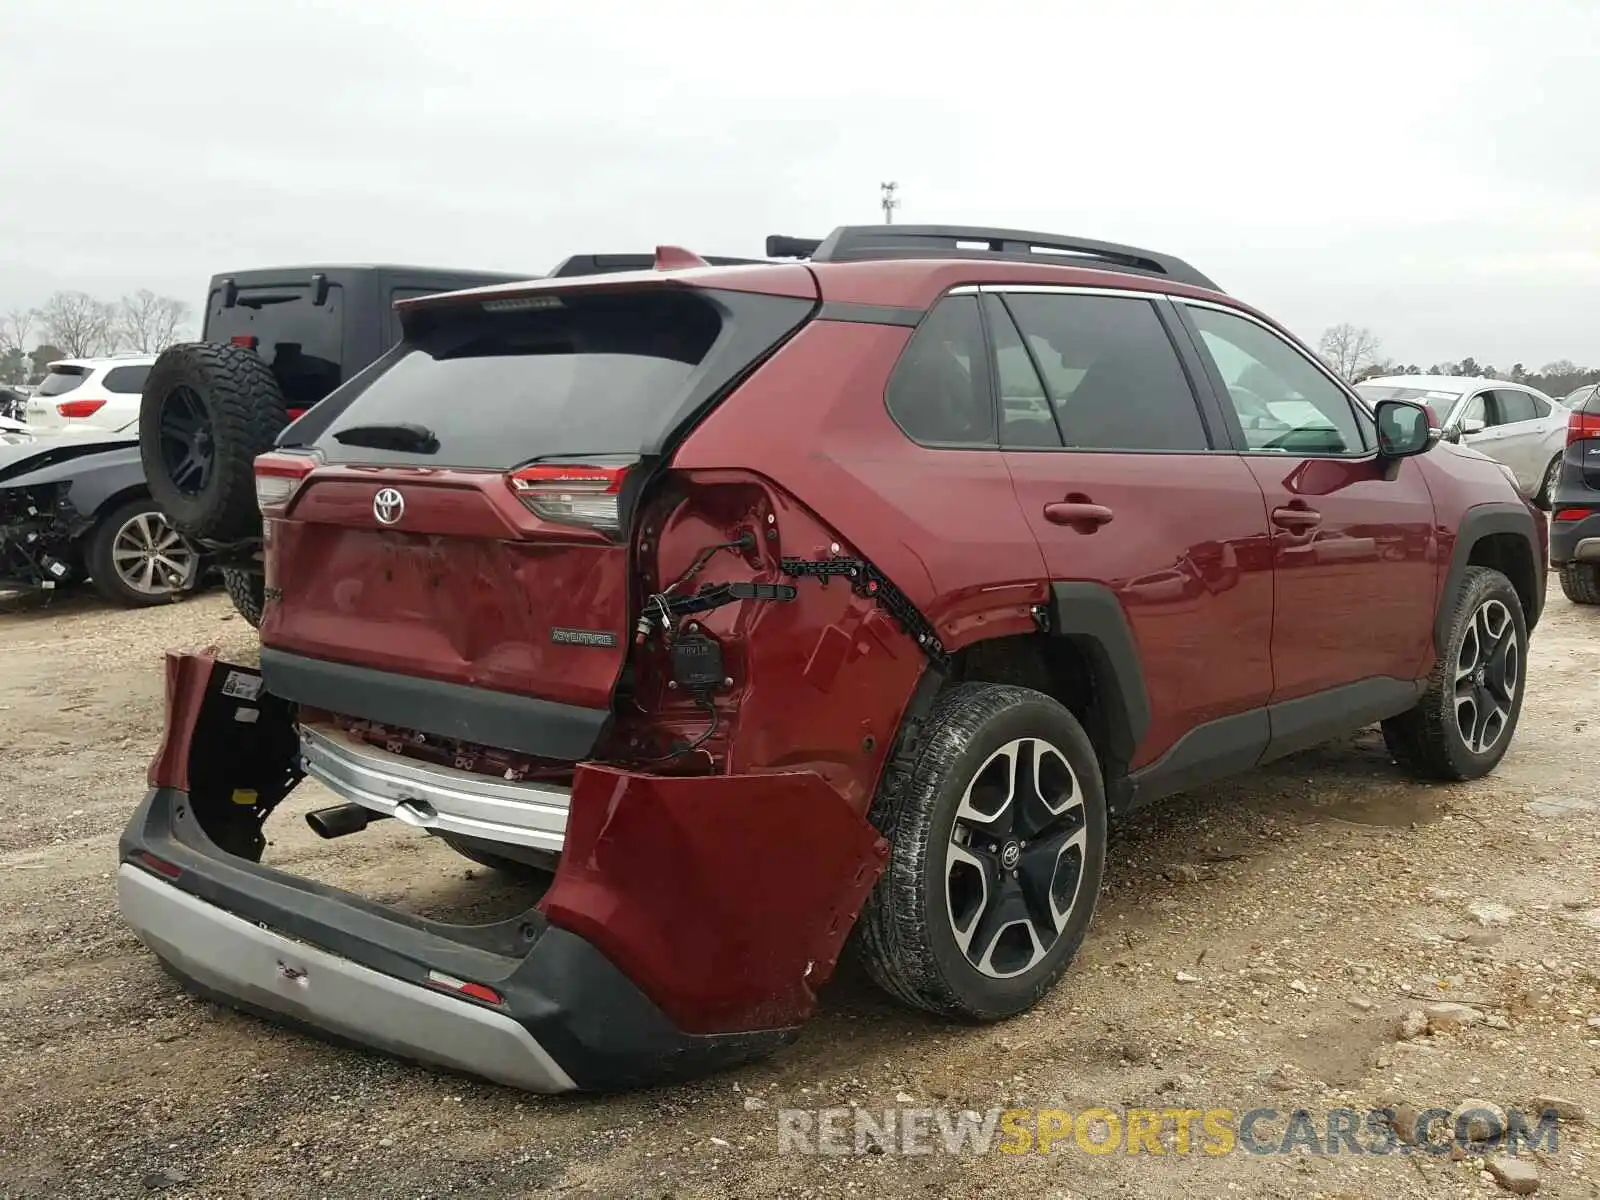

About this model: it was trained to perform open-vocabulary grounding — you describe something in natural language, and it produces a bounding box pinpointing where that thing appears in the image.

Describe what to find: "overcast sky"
[2,0,1596,369]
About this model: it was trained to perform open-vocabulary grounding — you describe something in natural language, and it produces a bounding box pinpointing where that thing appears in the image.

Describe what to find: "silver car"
[1356,375,1568,505]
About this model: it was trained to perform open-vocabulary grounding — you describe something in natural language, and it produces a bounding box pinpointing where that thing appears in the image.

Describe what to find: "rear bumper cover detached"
[119,787,796,1092]
[117,653,890,1093]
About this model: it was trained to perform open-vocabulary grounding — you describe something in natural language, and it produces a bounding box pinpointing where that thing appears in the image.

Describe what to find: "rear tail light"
[255,450,321,514]
[507,463,628,534]
[132,851,182,880]
[56,398,106,419]
[230,335,258,349]
[1566,410,1600,445]
[1554,508,1593,523]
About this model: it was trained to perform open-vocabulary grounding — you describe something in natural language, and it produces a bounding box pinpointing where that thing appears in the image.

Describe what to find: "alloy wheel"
[945,737,1087,979]
[112,510,196,596]
[1454,598,1520,754]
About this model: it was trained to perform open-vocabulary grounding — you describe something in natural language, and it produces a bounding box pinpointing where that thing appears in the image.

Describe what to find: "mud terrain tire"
[140,342,287,541]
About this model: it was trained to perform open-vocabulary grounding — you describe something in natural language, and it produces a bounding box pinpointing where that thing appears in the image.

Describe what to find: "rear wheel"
[1559,563,1600,605]
[140,343,288,541]
[222,567,266,627]
[1382,566,1526,780]
[855,682,1107,1021]
[86,498,200,608]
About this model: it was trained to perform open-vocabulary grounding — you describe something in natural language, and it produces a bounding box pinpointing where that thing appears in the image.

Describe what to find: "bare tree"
[0,307,34,356]
[117,289,192,352]
[1317,323,1382,381]
[36,291,118,358]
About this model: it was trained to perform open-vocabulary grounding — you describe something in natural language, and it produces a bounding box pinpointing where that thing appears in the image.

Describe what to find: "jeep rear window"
[36,367,88,397]
[315,290,723,469]
[205,283,344,408]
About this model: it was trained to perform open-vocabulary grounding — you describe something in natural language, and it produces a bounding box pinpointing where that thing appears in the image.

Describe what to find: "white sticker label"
[221,671,263,701]
[234,707,260,724]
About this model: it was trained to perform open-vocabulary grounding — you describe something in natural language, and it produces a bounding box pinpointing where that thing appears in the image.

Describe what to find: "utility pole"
[880,181,900,224]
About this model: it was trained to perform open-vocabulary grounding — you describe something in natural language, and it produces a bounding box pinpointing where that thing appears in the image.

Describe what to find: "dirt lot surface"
[0,587,1595,1199]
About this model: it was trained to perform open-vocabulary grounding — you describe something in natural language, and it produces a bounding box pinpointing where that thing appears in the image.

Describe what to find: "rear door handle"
[1270,505,1322,531]
[1043,502,1114,528]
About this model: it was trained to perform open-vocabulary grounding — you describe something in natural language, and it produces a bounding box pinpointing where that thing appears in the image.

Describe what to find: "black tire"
[437,833,557,883]
[1382,566,1527,781]
[222,567,266,628]
[85,497,200,608]
[854,682,1107,1021]
[1559,563,1600,605]
[140,342,288,541]
[1535,454,1561,510]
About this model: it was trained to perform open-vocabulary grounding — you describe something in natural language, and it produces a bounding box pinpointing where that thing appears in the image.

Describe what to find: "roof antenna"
[879,181,900,225]
[654,245,709,271]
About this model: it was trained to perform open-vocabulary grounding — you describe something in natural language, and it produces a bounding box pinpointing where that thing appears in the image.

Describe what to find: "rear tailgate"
[261,274,817,759]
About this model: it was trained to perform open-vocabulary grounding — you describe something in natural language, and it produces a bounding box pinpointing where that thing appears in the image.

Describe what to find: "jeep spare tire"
[140,342,289,541]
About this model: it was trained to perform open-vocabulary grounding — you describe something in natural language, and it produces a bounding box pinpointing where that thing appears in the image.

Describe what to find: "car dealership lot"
[0,592,1595,1199]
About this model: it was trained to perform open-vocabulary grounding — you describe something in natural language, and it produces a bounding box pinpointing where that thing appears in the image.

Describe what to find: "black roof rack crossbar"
[546,252,770,278]
[765,224,1220,292]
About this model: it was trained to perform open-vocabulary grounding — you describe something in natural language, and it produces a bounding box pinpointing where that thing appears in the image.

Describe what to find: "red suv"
[118,225,1545,1092]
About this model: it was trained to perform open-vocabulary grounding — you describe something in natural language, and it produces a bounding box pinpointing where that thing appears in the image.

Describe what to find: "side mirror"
[1374,399,1439,459]
[1461,416,1487,436]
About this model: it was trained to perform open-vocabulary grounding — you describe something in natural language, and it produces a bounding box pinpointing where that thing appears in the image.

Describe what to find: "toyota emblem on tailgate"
[373,488,405,525]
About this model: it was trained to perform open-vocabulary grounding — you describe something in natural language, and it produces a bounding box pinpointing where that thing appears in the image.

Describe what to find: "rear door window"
[1000,293,1210,451]
[37,367,88,397]
[103,365,152,394]
[884,296,995,447]
[1492,389,1538,424]
[317,289,724,468]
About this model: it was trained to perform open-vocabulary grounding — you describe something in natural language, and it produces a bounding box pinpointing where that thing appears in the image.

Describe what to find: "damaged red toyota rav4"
[118,225,1545,1093]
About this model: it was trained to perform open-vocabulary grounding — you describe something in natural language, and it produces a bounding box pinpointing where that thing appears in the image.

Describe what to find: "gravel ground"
[0,586,1595,1199]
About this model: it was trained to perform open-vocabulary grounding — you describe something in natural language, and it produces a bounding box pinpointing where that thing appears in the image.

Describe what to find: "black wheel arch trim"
[1437,502,1545,652]
[1047,582,1151,773]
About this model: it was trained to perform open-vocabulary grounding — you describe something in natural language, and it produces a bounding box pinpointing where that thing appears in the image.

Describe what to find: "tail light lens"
[255,450,321,514]
[1554,508,1593,522]
[507,463,628,534]
[56,398,106,419]
[1566,410,1600,445]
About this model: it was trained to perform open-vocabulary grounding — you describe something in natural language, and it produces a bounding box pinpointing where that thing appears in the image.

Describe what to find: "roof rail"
[765,224,1221,292]
[547,252,770,279]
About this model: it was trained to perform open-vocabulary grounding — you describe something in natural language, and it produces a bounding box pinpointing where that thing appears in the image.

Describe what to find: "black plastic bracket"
[781,556,949,668]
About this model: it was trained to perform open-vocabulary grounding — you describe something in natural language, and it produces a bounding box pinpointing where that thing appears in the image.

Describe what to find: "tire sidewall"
[904,687,1107,1019]
[139,343,287,541]
[1432,570,1528,776]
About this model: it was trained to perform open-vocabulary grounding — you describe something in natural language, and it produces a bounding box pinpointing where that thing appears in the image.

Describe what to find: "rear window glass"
[103,364,152,394]
[317,291,723,469]
[37,367,88,397]
[205,283,345,408]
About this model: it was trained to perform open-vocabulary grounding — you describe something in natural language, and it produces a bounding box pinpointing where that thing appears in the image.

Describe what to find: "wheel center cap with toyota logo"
[373,488,405,525]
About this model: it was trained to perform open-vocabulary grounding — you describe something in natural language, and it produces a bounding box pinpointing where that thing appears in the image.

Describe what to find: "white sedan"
[1356,375,1568,505]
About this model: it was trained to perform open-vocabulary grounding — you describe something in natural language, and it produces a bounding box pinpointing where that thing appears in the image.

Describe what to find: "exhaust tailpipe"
[305,803,389,840]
